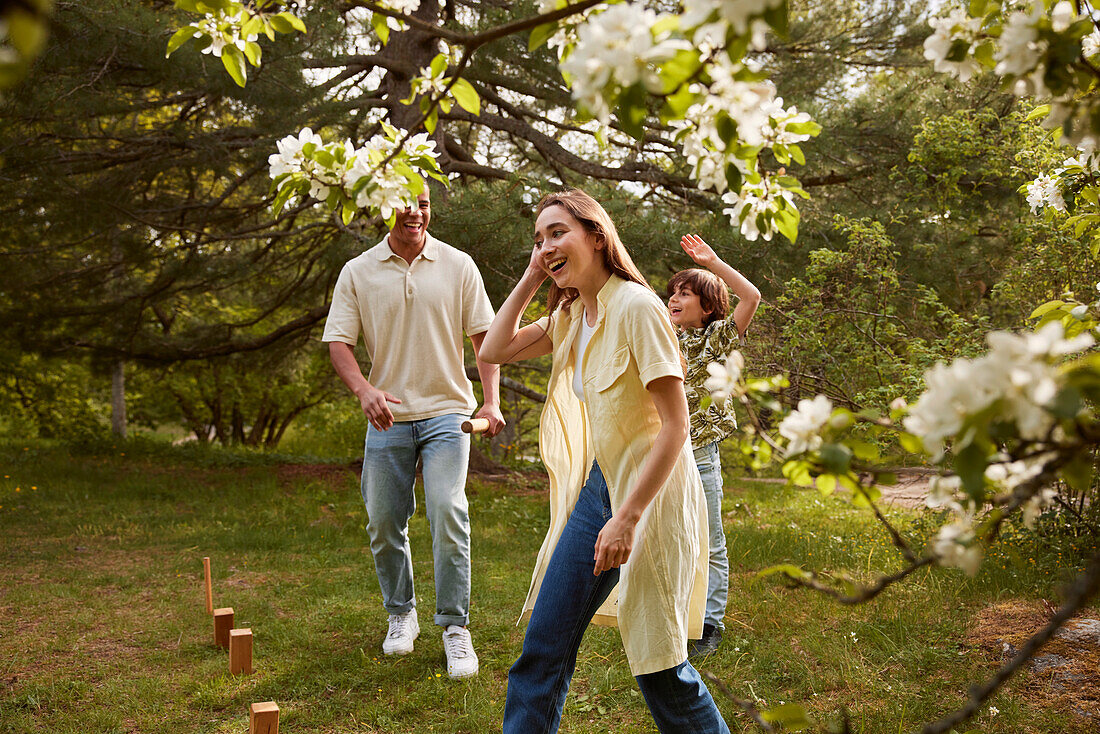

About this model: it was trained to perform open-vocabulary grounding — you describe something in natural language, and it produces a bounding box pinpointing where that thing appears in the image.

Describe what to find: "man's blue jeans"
[694,441,730,631]
[361,413,471,628]
[503,462,729,734]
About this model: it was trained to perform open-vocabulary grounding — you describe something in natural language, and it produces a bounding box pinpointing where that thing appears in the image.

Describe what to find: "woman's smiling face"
[533,204,603,290]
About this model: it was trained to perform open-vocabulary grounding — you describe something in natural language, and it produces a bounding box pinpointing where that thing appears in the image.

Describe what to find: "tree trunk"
[110,360,127,438]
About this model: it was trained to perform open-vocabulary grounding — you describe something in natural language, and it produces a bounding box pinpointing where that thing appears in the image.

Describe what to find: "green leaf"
[424,108,438,134]
[789,144,806,165]
[278,11,307,33]
[174,0,202,12]
[846,439,880,461]
[1062,452,1094,492]
[429,52,448,78]
[898,432,924,454]
[820,443,852,474]
[341,199,356,225]
[615,82,648,140]
[946,38,970,63]
[450,77,480,115]
[761,0,789,38]
[664,84,696,118]
[954,441,988,500]
[968,0,990,20]
[529,21,557,51]
[724,164,743,195]
[220,45,247,87]
[166,26,200,57]
[850,483,882,509]
[1046,385,1082,419]
[876,472,898,486]
[715,111,738,145]
[816,473,837,495]
[755,564,809,582]
[1025,103,1052,122]
[1029,300,1066,320]
[370,12,390,44]
[761,703,812,731]
[243,40,262,67]
[268,13,294,34]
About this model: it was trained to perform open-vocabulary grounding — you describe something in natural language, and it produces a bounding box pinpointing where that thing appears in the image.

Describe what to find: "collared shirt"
[679,318,742,446]
[321,233,494,422]
[522,276,708,676]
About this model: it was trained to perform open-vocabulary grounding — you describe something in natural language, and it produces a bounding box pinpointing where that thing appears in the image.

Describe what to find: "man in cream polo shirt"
[323,187,504,679]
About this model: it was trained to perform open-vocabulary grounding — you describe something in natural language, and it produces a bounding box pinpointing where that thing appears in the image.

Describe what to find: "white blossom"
[905,323,1093,452]
[932,517,983,575]
[1025,173,1066,214]
[778,395,833,456]
[721,176,798,241]
[704,351,746,404]
[682,0,784,37]
[995,5,1047,83]
[925,474,962,510]
[923,8,985,82]
[560,4,688,123]
[1083,28,1100,58]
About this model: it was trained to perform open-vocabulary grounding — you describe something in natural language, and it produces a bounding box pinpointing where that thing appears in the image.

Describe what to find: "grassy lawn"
[0,440,1095,733]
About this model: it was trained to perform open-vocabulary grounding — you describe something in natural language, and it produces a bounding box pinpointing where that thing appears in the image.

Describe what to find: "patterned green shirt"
[678,318,742,447]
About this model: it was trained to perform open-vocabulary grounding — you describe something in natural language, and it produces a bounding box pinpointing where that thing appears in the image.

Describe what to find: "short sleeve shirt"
[678,318,742,446]
[321,233,494,422]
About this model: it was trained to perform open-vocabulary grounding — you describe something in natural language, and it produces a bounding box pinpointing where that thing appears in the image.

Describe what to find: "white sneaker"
[442,625,479,679]
[382,609,419,655]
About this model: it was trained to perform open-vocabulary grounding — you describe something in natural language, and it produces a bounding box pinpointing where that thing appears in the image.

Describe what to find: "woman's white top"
[572,312,598,402]
[572,311,596,401]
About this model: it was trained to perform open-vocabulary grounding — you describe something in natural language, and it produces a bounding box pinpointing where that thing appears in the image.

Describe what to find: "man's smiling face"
[390,190,431,251]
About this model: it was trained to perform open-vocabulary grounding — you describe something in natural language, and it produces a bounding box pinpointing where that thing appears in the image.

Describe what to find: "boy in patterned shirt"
[666,234,761,658]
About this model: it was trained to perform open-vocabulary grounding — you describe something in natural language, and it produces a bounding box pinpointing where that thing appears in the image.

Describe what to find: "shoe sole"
[447,665,479,679]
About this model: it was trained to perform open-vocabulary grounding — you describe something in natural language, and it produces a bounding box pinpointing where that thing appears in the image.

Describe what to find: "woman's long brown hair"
[535,189,652,316]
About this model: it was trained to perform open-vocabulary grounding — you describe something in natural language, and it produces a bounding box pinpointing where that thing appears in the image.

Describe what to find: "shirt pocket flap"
[588,345,630,393]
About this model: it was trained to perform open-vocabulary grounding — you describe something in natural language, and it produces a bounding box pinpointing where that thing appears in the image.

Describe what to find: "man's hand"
[473,403,506,438]
[357,384,402,431]
[593,514,637,575]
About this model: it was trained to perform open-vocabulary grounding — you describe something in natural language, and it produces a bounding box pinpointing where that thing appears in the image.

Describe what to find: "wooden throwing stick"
[203,556,213,615]
[461,418,490,434]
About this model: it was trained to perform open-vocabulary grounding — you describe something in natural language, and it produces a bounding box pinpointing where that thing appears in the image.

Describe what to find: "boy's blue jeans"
[360,413,471,628]
[694,441,730,631]
[503,461,729,734]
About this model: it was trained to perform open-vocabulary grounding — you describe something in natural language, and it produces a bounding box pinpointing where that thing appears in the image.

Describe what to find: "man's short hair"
[666,269,730,326]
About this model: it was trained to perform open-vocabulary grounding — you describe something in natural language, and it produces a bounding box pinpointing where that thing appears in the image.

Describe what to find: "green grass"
[0,440,1094,733]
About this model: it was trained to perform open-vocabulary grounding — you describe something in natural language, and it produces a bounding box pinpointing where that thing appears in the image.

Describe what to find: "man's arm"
[328,341,402,431]
[468,331,506,438]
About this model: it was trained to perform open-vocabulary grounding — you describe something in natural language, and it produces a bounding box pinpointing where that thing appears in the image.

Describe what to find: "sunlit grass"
[0,440,1094,733]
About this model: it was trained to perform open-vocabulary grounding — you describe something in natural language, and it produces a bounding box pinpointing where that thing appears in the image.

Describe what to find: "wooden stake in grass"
[229,628,253,675]
[203,556,213,615]
[249,701,279,734]
[213,607,234,649]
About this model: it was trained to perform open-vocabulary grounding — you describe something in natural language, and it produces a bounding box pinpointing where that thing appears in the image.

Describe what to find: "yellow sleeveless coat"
[520,276,709,676]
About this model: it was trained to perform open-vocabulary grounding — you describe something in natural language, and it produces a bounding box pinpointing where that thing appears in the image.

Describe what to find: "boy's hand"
[680,234,719,268]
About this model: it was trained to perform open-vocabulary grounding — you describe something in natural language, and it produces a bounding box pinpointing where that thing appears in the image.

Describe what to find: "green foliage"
[755,216,985,412]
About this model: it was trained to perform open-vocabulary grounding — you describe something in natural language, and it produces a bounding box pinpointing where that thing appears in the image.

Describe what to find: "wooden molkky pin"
[229,627,253,675]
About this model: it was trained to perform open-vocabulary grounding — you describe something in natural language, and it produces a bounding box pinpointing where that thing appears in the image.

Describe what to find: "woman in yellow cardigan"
[480,189,729,733]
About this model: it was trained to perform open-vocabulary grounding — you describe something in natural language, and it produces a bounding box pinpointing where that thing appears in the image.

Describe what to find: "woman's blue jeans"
[503,462,729,734]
